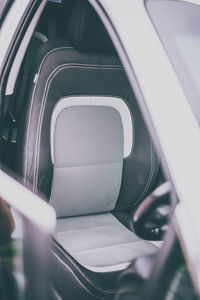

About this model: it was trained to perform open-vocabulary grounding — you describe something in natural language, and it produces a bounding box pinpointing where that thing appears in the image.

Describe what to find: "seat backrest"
[50,97,126,217]
[17,0,159,216]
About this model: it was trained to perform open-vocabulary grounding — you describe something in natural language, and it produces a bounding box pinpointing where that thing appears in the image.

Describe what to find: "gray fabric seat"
[49,99,157,272]
[56,213,157,272]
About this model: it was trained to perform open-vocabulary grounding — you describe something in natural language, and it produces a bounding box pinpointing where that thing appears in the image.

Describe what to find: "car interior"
[0,0,172,299]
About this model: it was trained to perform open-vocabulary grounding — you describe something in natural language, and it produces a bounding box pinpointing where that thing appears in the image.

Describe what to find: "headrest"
[67,0,115,54]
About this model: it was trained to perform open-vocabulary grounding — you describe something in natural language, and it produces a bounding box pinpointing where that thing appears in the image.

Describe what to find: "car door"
[88,0,200,298]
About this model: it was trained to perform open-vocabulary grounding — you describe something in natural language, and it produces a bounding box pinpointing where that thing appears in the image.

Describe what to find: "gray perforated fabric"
[50,105,123,217]
[56,213,158,271]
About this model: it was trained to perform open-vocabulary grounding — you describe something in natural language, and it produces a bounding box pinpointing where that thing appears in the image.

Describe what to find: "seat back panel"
[50,104,124,217]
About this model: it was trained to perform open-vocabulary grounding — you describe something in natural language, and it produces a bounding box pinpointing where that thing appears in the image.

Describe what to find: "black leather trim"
[51,239,119,300]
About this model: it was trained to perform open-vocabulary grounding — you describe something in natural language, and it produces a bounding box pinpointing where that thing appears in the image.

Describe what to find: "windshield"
[146,0,200,125]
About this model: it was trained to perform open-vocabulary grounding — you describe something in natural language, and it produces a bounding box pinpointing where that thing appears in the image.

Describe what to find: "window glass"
[146,0,200,124]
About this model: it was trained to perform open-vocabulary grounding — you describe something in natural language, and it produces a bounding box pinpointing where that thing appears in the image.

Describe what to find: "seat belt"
[3,2,58,154]
[4,56,26,145]
[6,30,48,146]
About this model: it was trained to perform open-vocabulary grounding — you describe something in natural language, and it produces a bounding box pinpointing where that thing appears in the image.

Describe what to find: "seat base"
[56,213,158,272]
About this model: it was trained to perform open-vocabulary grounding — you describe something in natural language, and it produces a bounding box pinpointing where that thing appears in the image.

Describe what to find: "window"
[147,0,200,124]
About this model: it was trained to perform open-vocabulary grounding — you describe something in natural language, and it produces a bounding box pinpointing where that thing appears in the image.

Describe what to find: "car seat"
[16,0,160,298]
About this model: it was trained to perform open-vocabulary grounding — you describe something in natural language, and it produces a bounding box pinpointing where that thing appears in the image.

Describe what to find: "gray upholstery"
[56,213,158,272]
[50,102,158,272]
[50,105,123,217]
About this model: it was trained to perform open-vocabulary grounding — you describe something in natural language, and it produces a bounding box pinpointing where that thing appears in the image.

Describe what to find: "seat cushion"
[56,213,158,272]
